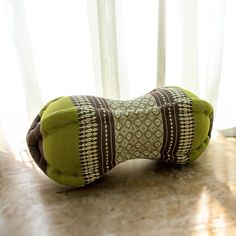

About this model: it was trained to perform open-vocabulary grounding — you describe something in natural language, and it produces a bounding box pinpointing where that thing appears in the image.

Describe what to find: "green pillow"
[27,86,213,187]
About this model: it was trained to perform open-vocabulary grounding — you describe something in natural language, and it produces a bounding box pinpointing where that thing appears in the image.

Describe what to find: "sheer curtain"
[0,0,235,154]
[165,0,236,133]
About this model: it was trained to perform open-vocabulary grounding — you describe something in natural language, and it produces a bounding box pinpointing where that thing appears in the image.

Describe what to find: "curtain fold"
[12,0,43,121]
[165,0,233,131]
[156,0,166,88]
[0,0,235,153]
[97,0,120,99]
[216,0,236,130]
[115,0,158,99]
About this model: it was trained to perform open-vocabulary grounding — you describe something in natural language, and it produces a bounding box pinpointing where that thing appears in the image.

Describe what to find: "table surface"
[1,131,236,236]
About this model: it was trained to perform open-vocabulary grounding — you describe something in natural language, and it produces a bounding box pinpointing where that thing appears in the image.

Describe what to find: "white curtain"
[0,0,235,154]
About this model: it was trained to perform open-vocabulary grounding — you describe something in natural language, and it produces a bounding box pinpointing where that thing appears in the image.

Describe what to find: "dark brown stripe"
[162,89,181,162]
[86,96,105,175]
[97,97,116,170]
[93,96,108,173]
[150,89,166,106]
[161,89,174,103]
[150,89,169,161]
[160,106,169,161]
[87,96,116,172]
[170,104,180,162]
[161,89,177,162]
[26,114,48,173]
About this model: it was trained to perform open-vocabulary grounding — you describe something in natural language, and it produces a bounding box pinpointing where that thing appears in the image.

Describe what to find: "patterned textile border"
[71,95,115,184]
[150,87,195,164]
[71,87,195,183]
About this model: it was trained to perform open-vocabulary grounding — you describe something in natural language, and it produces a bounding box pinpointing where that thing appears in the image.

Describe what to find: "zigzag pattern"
[71,96,100,184]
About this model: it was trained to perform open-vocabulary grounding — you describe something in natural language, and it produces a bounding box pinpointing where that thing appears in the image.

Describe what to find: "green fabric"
[40,97,84,186]
[179,87,213,162]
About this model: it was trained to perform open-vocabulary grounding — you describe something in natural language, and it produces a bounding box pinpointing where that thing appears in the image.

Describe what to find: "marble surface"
[1,132,236,236]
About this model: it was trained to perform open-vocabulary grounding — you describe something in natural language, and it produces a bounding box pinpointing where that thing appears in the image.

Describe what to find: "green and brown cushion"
[27,87,213,187]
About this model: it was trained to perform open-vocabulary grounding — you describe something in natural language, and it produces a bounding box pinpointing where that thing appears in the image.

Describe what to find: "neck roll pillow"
[27,87,213,187]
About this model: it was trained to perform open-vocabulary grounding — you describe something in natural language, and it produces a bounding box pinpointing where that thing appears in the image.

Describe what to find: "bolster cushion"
[26,86,213,187]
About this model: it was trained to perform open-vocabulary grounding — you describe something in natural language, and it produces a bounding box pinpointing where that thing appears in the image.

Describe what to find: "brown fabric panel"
[150,89,165,106]
[150,89,169,162]
[157,90,172,161]
[86,96,105,175]
[97,97,116,170]
[169,103,180,162]
[161,89,180,163]
[150,88,181,163]
[92,97,107,173]
[26,114,47,173]
[87,96,116,173]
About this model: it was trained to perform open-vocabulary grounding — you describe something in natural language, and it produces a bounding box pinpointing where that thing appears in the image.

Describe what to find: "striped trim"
[70,95,116,184]
[150,87,194,163]
[87,96,116,172]
[71,96,100,184]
